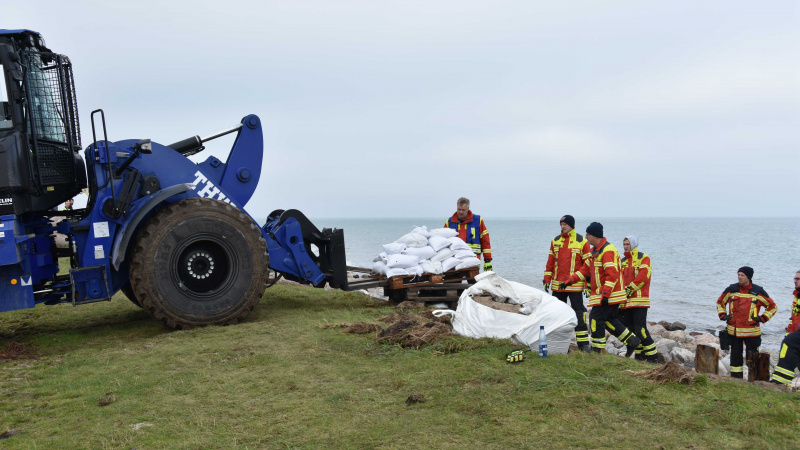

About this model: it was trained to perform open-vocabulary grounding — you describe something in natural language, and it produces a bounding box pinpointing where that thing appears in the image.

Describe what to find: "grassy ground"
[0,283,797,449]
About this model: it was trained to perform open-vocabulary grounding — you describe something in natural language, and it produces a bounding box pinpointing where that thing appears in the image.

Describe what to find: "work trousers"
[553,291,589,345]
[588,303,635,352]
[618,307,657,359]
[771,330,800,386]
[729,335,761,378]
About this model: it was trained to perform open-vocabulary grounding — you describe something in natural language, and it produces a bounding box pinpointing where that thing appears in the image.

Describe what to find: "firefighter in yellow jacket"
[619,236,657,363]
[561,222,640,355]
[716,266,777,379]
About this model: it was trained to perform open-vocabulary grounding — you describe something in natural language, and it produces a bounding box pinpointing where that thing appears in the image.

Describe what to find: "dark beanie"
[738,266,754,281]
[586,222,603,238]
[560,215,575,229]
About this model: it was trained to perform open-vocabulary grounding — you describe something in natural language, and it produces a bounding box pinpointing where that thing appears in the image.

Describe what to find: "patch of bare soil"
[325,310,454,349]
[0,342,38,360]
[630,361,696,384]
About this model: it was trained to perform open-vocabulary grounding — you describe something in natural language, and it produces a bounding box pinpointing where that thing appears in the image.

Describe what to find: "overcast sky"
[7,1,799,218]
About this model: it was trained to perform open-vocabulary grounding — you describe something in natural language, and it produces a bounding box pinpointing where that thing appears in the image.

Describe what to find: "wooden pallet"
[384,267,479,290]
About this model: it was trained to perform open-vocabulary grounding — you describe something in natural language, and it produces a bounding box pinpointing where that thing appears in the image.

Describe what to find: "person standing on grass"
[770,270,800,386]
[542,215,592,352]
[716,266,777,379]
[560,222,641,355]
[445,197,492,272]
[619,236,657,363]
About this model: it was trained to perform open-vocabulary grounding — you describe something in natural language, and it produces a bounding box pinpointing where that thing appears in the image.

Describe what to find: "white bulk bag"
[396,232,428,248]
[403,246,436,261]
[383,243,407,255]
[373,251,388,263]
[448,237,471,251]
[386,254,420,269]
[429,228,458,238]
[442,257,460,272]
[455,257,481,270]
[432,272,578,354]
[428,236,451,252]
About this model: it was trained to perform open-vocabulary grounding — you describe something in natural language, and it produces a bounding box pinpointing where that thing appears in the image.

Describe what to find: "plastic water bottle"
[538,325,548,358]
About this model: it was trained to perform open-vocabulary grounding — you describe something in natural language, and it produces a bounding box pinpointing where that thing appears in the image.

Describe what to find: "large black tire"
[129,197,268,329]
[120,281,142,308]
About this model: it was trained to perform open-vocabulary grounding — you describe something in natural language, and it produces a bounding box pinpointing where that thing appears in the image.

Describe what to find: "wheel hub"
[174,238,232,295]
[187,252,215,279]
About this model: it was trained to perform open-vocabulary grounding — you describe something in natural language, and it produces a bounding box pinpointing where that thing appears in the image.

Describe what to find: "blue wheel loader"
[0,30,348,329]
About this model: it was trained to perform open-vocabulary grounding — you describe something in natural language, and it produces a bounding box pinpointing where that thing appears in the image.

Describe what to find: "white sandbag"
[428,236,451,252]
[430,247,456,263]
[407,265,423,277]
[454,249,477,260]
[420,260,443,275]
[430,228,458,238]
[448,237,471,251]
[455,257,481,270]
[385,267,411,278]
[411,226,430,238]
[403,246,436,260]
[395,232,428,248]
[373,251,388,263]
[372,261,387,275]
[442,257,460,272]
[383,242,407,254]
[387,254,420,269]
[432,272,578,354]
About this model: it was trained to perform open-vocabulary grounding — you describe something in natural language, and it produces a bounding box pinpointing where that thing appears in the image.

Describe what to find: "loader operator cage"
[0,63,11,129]
[22,50,81,187]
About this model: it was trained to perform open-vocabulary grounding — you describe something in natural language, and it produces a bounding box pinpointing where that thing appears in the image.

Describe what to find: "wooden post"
[695,344,719,375]
[747,352,771,381]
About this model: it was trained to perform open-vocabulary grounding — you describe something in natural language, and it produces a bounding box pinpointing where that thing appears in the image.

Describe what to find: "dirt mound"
[344,323,382,334]
[0,342,38,360]
[632,361,695,384]
[325,310,454,349]
[395,301,425,311]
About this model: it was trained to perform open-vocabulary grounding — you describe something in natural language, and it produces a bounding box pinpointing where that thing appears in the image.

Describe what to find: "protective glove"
[601,296,609,307]
[755,314,768,323]
[625,285,635,299]
[719,313,732,322]
[542,280,550,293]
[583,286,591,298]
[483,260,493,272]
[557,280,572,291]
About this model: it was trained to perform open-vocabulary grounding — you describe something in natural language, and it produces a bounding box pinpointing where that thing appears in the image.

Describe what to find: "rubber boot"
[731,372,743,379]
[580,344,592,353]
[625,335,641,357]
[645,355,658,364]
[634,353,645,361]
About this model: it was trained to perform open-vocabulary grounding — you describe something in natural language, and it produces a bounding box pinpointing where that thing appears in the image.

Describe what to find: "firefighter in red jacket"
[619,236,657,363]
[716,266,777,379]
[770,270,800,386]
[543,215,592,352]
[560,222,640,355]
[445,197,492,271]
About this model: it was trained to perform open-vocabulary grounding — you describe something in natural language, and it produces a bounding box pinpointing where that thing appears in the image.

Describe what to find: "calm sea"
[262,217,800,351]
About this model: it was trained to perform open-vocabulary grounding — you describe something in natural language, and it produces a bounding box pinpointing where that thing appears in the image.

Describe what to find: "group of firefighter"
[447,197,800,386]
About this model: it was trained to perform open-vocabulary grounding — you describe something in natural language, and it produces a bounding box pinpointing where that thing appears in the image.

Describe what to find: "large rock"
[671,347,695,366]
[607,335,624,349]
[658,320,672,330]
[656,339,679,360]
[693,333,719,346]
[647,324,667,337]
[671,321,686,331]
[663,330,690,343]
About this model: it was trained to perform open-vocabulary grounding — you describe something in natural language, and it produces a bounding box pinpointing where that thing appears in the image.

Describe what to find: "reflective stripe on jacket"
[445,210,491,260]
[567,238,625,307]
[787,290,800,334]
[544,229,591,292]
[716,283,777,338]
[621,249,651,308]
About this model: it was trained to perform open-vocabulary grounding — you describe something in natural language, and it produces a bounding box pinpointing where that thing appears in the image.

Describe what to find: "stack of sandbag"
[371,226,481,278]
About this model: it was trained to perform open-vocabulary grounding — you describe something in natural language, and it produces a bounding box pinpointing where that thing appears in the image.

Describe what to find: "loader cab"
[0,30,87,217]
